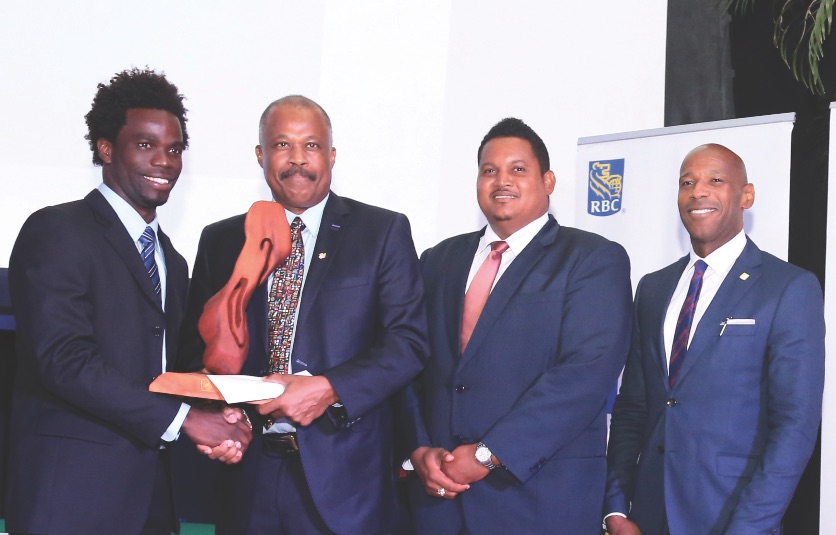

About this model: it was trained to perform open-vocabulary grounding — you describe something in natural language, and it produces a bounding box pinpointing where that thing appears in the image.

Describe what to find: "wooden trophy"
[199,201,291,374]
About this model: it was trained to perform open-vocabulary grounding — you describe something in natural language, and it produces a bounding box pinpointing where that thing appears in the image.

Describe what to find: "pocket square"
[727,318,755,325]
[720,317,756,336]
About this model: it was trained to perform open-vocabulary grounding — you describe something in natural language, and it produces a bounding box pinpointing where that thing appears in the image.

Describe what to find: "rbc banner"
[587,159,624,216]
[574,114,794,290]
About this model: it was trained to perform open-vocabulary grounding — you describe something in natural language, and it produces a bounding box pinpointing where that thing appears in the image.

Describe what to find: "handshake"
[181,403,253,464]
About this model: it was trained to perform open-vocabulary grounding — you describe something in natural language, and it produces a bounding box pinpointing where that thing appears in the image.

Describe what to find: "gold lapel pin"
[318,252,327,260]
[739,272,750,280]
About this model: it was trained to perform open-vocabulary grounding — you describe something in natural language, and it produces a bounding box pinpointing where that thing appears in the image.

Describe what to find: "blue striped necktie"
[668,259,707,387]
[139,226,162,305]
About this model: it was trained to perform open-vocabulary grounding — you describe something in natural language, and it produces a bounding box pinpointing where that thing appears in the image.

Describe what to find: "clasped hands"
[183,404,252,464]
[187,373,336,463]
[410,443,491,500]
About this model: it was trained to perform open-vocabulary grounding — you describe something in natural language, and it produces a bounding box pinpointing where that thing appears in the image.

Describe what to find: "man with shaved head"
[604,144,825,534]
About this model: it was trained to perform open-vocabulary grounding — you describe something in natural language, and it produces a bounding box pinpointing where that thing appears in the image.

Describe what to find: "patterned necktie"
[461,241,509,352]
[668,259,708,387]
[267,217,306,374]
[139,226,162,305]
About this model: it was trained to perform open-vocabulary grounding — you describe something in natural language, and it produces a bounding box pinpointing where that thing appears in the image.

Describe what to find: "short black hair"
[477,117,550,175]
[84,67,188,166]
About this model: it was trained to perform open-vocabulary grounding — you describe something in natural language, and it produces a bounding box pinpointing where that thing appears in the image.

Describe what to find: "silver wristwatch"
[475,441,497,470]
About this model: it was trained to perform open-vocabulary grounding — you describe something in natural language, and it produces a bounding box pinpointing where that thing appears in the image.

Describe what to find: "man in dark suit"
[178,95,428,535]
[398,118,632,534]
[604,144,825,535]
[5,68,252,535]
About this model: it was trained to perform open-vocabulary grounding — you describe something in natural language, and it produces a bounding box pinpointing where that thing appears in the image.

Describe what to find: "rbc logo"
[588,159,624,216]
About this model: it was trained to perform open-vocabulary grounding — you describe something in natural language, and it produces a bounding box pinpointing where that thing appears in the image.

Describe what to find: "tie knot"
[290,217,305,235]
[491,241,509,255]
[693,259,708,278]
[140,226,156,247]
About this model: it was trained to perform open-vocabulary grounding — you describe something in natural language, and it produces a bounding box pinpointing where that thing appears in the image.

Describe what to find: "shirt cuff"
[603,512,628,531]
[161,402,191,442]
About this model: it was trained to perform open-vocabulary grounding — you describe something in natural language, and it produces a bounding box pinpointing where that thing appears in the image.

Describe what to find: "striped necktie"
[668,259,708,387]
[139,226,162,305]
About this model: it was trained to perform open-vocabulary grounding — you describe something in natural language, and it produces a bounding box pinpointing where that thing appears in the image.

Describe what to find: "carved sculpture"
[199,201,291,374]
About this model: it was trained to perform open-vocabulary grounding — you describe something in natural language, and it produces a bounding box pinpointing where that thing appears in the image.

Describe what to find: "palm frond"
[726,0,834,94]
[774,0,832,93]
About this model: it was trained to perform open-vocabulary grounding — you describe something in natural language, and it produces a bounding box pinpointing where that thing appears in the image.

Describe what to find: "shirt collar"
[689,229,747,273]
[480,212,550,256]
[281,192,329,239]
[97,183,159,242]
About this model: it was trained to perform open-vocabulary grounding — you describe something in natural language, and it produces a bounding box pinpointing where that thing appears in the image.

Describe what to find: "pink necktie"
[461,241,509,352]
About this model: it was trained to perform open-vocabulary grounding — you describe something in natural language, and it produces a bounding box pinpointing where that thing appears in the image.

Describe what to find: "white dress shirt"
[662,230,747,368]
[465,212,550,293]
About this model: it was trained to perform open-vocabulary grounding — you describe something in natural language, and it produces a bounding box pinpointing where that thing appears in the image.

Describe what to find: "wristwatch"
[475,441,498,470]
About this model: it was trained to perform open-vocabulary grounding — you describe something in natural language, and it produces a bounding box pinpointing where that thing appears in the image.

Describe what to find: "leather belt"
[262,432,299,458]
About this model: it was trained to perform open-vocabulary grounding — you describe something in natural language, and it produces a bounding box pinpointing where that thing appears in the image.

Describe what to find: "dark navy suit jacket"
[6,189,188,534]
[605,239,825,535]
[178,192,428,535]
[399,216,632,534]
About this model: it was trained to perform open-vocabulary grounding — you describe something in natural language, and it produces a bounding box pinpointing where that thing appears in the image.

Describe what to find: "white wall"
[822,102,836,529]
[0,0,666,269]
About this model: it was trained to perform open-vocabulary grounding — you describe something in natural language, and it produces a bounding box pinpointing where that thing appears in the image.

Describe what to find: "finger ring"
[437,487,446,497]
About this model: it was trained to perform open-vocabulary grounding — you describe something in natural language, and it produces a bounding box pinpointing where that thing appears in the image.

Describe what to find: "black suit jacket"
[5,189,189,534]
[179,192,428,535]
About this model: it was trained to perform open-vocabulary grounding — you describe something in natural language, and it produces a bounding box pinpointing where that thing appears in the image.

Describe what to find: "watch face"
[475,446,491,463]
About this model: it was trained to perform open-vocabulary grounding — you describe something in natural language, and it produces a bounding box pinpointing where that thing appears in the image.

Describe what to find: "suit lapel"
[461,217,558,364]
[673,239,762,388]
[85,190,163,312]
[158,228,182,313]
[444,232,482,357]
[243,283,269,375]
[296,194,349,330]
[649,256,689,389]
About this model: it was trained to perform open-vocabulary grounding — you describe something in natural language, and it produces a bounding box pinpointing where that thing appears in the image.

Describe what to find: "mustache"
[280,165,316,180]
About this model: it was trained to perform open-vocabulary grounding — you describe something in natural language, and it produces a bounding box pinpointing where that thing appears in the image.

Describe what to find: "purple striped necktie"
[668,259,708,387]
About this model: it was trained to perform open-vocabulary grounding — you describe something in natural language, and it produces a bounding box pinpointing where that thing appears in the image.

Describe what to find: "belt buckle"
[263,432,299,457]
[280,433,299,452]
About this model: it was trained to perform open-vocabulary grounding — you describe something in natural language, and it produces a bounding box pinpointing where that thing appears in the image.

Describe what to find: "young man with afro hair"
[6,67,251,535]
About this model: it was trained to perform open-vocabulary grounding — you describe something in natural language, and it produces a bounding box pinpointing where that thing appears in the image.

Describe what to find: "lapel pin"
[319,252,327,260]
[739,272,750,281]
[331,223,341,230]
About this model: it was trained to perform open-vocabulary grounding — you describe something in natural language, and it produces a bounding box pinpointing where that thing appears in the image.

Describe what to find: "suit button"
[658,445,665,454]
[455,384,467,393]
[153,326,163,336]
[666,398,677,407]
